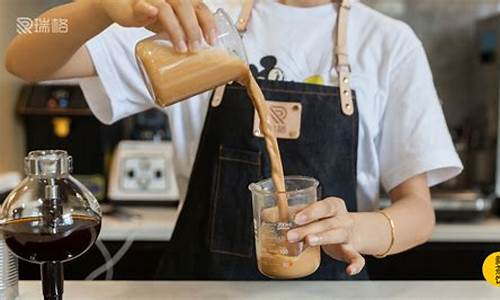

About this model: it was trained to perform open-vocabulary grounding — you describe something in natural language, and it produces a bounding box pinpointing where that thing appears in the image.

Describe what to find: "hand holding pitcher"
[100,0,217,52]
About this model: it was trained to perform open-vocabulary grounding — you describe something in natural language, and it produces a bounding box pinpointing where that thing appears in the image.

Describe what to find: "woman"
[5,0,462,279]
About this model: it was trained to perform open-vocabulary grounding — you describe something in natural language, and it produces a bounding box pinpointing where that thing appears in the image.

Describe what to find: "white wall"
[0,0,49,173]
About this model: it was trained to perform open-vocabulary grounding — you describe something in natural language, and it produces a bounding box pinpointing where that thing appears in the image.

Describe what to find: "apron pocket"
[209,146,262,258]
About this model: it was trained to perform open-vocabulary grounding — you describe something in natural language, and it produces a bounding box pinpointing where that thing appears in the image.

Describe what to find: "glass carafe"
[136,8,248,107]
[0,150,101,300]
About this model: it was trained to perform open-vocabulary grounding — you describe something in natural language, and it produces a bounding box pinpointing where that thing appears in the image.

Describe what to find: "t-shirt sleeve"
[79,24,156,124]
[378,42,463,192]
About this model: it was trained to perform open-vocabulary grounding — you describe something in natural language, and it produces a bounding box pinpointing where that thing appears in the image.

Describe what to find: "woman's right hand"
[99,0,217,52]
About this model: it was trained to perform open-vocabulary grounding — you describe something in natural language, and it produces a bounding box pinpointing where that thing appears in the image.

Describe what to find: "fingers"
[133,0,159,23]
[144,0,214,52]
[156,2,188,52]
[307,228,350,246]
[287,218,343,243]
[294,197,345,225]
[170,0,203,52]
[194,1,217,45]
[342,245,365,276]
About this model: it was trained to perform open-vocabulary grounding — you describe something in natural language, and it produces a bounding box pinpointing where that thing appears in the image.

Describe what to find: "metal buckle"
[237,18,248,34]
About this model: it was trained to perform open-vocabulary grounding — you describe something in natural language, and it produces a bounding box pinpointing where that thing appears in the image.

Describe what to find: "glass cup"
[135,9,248,108]
[249,176,321,279]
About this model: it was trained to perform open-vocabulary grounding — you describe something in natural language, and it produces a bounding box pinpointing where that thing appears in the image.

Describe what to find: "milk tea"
[136,39,248,107]
[257,222,321,279]
[136,40,319,279]
[136,39,289,218]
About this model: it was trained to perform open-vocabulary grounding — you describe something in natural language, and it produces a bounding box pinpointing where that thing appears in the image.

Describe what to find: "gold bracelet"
[374,210,395,259]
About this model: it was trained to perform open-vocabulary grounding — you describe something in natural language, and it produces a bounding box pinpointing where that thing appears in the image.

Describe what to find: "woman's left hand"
[286,197,365,276]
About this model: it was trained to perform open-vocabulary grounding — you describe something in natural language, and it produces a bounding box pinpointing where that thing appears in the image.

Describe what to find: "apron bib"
[156,0,368,280]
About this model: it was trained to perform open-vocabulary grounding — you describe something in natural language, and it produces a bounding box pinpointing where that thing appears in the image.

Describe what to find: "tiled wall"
[363,0,500,128]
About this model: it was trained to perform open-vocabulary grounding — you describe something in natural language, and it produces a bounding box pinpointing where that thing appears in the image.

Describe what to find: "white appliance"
[108,141,179,203]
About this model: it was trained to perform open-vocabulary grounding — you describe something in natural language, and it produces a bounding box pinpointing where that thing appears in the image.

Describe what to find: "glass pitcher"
[136,8,248,108]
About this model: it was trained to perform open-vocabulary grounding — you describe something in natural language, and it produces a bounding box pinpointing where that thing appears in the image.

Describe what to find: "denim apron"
[158,0,368,280]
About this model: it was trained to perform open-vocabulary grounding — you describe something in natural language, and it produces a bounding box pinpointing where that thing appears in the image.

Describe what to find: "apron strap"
[336,0,354,116]
[213,0,354,116]
[237,0,255,33]
[211,84,226,107]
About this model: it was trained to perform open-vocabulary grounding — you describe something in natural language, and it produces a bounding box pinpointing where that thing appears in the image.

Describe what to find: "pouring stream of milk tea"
[239,72,289,222]
[136,41,290,222]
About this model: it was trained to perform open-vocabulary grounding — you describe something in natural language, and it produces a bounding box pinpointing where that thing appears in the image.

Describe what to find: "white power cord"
[93,239,113,280]
[86,230,137,281]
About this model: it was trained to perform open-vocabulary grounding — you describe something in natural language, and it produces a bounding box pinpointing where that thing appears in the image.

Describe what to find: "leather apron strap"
[212,0,353,116]
[237,0,255,33]
[335,0,354,115]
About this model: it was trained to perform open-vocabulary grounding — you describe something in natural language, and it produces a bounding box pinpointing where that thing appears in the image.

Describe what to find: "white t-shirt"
[79,0,463,212]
